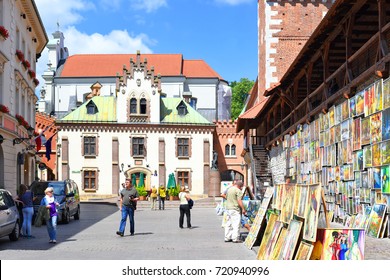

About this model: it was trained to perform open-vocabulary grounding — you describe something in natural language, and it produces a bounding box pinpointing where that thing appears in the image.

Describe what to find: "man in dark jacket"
[116,178,139,237]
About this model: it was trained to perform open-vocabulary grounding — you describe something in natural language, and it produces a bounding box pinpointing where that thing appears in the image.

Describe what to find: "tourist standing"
[158,185,167,210]
[41,187,59,243]
[17,184,36,238]
[150,186,158,210]
[117,178,139,237]
[224,180,246,243]
[178,186,192,228]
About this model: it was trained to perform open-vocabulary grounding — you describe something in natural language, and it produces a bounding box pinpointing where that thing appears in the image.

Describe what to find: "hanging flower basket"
[28,69,36,79]
[22,60,30,69]
[0,26,9,40]
[33,78,39,87]
[0,104,10,113]
[15,114,28,127]
[15,50,24,61]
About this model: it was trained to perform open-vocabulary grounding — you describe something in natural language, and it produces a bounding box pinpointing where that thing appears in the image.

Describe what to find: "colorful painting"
[244,187,274,249]
[372,167,382,190]
[257,214,280,260]
[370,112,382,144]
[243,200,261,225]
[356,90,365,116]
[270,228,288,260]
[257,220,284,260]
[382,165,390,194]
[352,118,361,151]
[374,79,383,113]
[372,143,381,167]
[382,108,390,141]
[383,78,390,109]
[350,95,357,117]
[353,150,363,171]
[363,145,372,169]
[381,140,390,165]
[303,184,322,242]
[293,185,309,218]
[341,100,349,121]
[364,84,375,116]
[280,184,295,224]
[294,241,314,260]
[361,117,371,145]
[273,184,284,210]
[278,219,303,260]
[329,106,335,128]
[341,119,350,141]
[312,228,365,260]
[367,204,387,238]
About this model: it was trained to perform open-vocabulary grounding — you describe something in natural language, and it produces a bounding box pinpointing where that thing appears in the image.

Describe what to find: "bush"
[136,185,147,196]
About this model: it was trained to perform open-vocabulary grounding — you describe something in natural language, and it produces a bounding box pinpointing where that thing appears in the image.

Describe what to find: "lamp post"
[13,126,34,145]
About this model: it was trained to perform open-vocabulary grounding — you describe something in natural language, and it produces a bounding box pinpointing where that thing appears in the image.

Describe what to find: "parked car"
[0,189,20,241]
[30,180,80,224]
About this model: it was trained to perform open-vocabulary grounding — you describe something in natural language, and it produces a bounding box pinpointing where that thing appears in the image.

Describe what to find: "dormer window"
[140,98,147,114]
[130,98,137,114]
[177,103,188,116]
[86,101,98,115]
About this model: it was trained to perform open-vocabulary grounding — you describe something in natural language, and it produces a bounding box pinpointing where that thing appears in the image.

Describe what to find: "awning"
[236,98,267,132]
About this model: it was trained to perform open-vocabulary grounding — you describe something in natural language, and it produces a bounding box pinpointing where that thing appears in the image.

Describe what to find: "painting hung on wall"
[341,119,350,141]
[356,90,365,116]
[353,150,363,171]
[372,167,382,190]
[382,108,390,141]
[367,204,387,238]
[363,145,372,169]
[278,219,303,260]
[303,184,322,242]
[370,112,382,144]
[364,84,375,116]
[383,78,390,109]
[372,143,382,167]
[382,140,390,165]
[352,118,361,151]
[329,106,335,128]
[381,165,390,194]
[374,79,383,113]
[280,184,295,224]
[349,95,357,117]
[361,117,371,145]
[311,228,365,260]
[341,100,350,121]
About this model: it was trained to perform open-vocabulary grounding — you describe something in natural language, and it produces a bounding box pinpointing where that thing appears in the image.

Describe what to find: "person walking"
[158,185,167,210]
[224,180,246,243]
[41,187,59,243]
[178,186,192,229]
[117,178,139,237]
[150,186,158,210]
[17,184,36,238]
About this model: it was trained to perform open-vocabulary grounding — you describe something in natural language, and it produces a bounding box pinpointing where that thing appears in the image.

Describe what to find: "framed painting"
[244,187,274,249]
[335,104,342,125]
[384,78,390,109]
[353,150,363,171]
[293,185,309,218]
[372,167,382,190]
[312,228,365,260]
[381,140,390,165]
[374,79,383,113]
[303,184,322,242]
[355,90,365,116]
[367,204,387,238]
[341,119,350,141]
[361,117,371,145]
[257,213,280,260]
[382,108,390,141]
[372,143,381,167]
[270,228,288,260]
[341,100,350,121]
[329,106,335,127]
[277,219,303,260]
[349,95,357,117]
[382,165,390,194]
[364,84,375,116]
[294,241,314,260]
[352,118,361,151]
[280,184,295,224]
[257,220,284,260]
[363,145,372,169]
[370,112,382,144]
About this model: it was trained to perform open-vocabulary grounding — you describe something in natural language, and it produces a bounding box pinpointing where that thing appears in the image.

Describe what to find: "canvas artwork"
[280,184,295,224]
[244,200,262,225]
[372,143,381,167]
[303,184,322,242]
[270,228,288,260]
[361,117,371,145]
[372,167,382,190]
[273,184,285,210]
[257,214,280,260]
[277,219,303,260]
[349,95,357,117]
[381,140,390,165]
[382,165,390,194]
[363,145,372,169]
[353,150,363,171]
[335,104,342,125]
[355,170,362,189]
[364,84,375,116]
[341,119,350,141]
[244,187,274,249]
[329,106,335,127]
[312,228,365,260]
[367,204,387,238]
[341,100,350,121]
[374,79,383,113]
[352,118,361,151]
[294,241,314,260]
[383,78,390,109]
[370,112,382,144]
[382,108,390,141]
[296,185,309,218]
[355,90,365,116]
[257,220,284,260]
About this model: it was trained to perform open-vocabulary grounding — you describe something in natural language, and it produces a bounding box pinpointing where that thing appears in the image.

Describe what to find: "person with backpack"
[178,186,192,229]
[158,185,167,210]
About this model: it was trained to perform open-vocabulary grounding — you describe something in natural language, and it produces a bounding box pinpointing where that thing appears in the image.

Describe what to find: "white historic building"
[0,0,47,194]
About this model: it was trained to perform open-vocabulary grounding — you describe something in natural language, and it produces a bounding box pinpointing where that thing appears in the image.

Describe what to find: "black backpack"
[188,199,194,209]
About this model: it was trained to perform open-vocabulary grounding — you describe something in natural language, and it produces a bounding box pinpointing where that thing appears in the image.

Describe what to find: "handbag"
[188,199,194,209]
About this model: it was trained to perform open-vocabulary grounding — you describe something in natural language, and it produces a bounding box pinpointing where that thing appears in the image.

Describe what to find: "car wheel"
[9,221,20,241]
[63,209,71,224]
[74,206,80,220]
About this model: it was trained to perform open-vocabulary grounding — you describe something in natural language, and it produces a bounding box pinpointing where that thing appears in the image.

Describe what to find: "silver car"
[0,189,20,241]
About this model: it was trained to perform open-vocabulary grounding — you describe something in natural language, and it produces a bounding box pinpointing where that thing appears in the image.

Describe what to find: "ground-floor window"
[84,170,96,189]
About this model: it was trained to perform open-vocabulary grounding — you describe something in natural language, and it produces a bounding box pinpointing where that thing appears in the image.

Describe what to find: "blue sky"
[34,0,257,84]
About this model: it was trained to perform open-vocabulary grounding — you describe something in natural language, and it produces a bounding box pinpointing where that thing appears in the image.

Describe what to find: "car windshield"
[30,182,65,196]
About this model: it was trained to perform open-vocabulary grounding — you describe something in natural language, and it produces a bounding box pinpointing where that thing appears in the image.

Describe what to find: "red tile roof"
[236,98,268,132]
[60,54,222,79]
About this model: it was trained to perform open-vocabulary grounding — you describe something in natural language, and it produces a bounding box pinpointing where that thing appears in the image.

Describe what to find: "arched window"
[231,144,236,156]
[140,98,147,114]
[130,98,137,114]
[225,144,230,156]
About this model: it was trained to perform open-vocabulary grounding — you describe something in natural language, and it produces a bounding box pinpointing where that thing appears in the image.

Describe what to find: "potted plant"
[136,185,148,200]
[168,185,180,200]
[28,69,36,79]
[0,26,9,40]
[33,78,40,87]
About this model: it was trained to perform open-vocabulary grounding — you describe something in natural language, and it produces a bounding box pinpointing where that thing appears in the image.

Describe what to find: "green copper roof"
[60,96,116,122]
[160,98,212,125]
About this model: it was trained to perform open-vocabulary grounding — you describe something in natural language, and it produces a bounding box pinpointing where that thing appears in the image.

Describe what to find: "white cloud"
[215,0,252,5]
[130,0,168,13]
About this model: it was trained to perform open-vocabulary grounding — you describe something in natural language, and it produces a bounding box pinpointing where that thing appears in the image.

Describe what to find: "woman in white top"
[178,186,191,229]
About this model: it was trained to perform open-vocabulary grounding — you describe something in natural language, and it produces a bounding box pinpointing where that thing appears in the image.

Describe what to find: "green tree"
[230,78,255,120]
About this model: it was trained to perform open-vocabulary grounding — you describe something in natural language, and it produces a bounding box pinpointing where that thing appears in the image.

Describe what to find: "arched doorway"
[220,169,244,182]
[123,167,152,190]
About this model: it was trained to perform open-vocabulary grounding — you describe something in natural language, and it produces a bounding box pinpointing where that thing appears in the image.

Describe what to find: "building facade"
[0,0,47,195]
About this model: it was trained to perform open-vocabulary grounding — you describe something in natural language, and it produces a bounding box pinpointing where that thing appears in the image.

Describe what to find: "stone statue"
[211,150,218,170]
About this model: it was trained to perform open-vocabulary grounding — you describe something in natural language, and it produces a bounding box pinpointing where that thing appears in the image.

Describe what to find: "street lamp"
[120,163,124,173]
[240,161,245,171]
[13,126,35,145]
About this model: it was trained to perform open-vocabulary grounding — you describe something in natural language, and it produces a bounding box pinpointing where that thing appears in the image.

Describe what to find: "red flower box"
[0,104,10,113]
[22,60,30,69]
[33,78,40,86]
[28,69,36,78]
[15,50,25,61]
[0,26,9,39]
